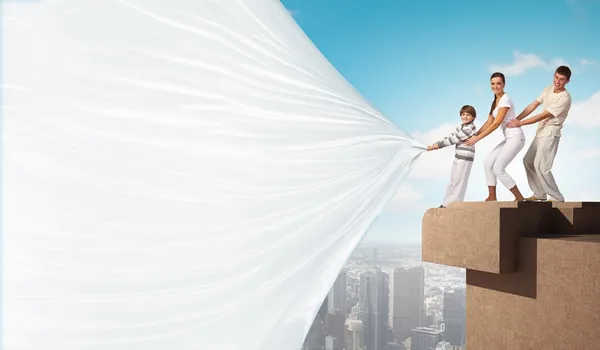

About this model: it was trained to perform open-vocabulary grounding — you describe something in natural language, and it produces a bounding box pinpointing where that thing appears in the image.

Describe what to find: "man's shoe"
[525,195,547,202]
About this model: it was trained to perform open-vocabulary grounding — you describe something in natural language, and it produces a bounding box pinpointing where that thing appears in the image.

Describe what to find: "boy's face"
[461,112,474,124]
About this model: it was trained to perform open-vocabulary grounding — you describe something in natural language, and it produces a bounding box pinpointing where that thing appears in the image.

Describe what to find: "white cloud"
[383,183,425,212]
[489,51,571,76]
[409,123,457,179]
[567,90,600,128]
[576,147,600,159]
[580,59,598,66]
[566,0,600,20]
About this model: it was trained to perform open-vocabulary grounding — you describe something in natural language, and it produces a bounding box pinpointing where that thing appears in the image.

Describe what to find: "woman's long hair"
[489,72,506,115]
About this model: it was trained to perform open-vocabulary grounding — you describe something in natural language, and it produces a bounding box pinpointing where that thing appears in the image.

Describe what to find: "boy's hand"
[427,145,433,151]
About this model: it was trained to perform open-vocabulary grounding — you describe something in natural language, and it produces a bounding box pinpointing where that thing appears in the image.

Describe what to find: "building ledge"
[422,201,600,274]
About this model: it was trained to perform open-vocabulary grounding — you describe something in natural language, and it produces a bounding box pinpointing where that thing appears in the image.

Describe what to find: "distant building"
[443,288,466,346]
[326,313,346,349]
[435,340,452,350]
[411,324,444,350]
[359,268,390,350]
[328,269,348,314]
[345,319,363,350]
[325,335,342,350]
[390,267,424,341]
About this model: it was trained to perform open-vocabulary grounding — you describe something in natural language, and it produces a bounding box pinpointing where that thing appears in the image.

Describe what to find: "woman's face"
[490,77,505,95]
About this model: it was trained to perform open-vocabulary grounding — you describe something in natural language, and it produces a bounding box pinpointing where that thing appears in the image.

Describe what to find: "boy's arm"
[431,128,461,149]
[455,123,477,142]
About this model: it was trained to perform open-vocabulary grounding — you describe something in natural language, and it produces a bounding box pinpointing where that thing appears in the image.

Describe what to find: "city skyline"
[302,245,467,350]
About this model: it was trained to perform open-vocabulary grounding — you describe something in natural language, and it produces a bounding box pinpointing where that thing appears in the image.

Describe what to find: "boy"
[428,105,477,208]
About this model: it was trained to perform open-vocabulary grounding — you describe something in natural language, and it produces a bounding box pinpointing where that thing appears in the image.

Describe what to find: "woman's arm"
[464,107,508,145]
[476,114,494,135]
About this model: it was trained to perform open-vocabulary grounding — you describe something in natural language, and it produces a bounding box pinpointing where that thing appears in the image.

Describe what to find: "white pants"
[523,135,563,201]
[442,158,473,206]
[484,136,525,189]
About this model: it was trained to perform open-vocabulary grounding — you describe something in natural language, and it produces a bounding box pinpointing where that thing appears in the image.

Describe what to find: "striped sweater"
[435,122,477,161]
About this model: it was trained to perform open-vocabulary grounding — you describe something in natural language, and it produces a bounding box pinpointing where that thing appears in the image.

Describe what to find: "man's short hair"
[556,66,572,79]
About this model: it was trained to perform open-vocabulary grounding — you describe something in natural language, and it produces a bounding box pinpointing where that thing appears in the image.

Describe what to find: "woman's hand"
[464,136,479,146]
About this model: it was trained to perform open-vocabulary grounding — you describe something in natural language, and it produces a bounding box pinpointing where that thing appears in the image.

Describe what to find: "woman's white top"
[493,94,524,139]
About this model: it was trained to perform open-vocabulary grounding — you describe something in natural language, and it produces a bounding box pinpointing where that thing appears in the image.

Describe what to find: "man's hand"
[464,136,478,146]
[507,119,522,128]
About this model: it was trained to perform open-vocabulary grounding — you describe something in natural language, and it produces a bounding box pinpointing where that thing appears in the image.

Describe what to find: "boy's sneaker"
[524,195,546,202]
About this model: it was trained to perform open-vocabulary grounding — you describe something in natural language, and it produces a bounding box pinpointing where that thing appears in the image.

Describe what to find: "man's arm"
[509,97,565,128]
[516,100,542,120]
[518,110,553,126]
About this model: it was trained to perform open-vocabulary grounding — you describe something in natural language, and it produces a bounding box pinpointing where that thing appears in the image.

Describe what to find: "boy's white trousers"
[484,135,526,189]
[442,158,473,207]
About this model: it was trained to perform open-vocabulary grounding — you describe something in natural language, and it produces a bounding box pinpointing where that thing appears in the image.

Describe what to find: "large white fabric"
[2,1,424,349]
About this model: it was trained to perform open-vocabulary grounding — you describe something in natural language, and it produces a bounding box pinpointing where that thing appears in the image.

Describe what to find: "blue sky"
[281,0,600,244]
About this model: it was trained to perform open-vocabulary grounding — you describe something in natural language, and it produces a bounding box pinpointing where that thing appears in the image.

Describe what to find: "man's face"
[553,72,570,91]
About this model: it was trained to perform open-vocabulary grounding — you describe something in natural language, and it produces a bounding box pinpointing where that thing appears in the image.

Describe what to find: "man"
[506,65,572,202]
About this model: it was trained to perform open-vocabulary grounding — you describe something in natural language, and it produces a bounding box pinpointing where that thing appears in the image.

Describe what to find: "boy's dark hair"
[556,65,571,79]
[460,105,477,119]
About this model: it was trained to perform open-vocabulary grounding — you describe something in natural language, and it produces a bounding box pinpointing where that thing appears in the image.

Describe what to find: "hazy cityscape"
[301,244,466,350]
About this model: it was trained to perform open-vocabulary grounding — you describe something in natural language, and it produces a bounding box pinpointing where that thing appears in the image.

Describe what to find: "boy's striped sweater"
[435,122,477,161]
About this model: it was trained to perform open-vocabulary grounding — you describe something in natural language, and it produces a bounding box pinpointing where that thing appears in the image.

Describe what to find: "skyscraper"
[328,269,348,314]
[359,269,390,350]
[442,288,466,347]
[390,267,425,341]
[345,319,363,350]
[410,325,444,350]
[326,312,346,350]
[325,335,342,350]
[326,269,348,348]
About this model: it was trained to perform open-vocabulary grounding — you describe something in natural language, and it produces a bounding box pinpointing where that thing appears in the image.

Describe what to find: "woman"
[464,72,526,201]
